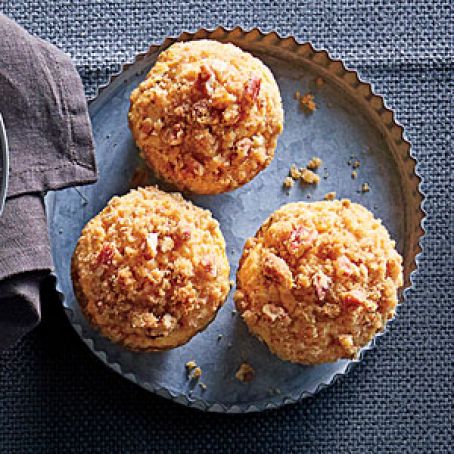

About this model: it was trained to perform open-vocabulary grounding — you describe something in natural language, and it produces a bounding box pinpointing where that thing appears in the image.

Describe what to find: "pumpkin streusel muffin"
[234,199,403,365]
[71,186,230,351]
[128,39,284,194]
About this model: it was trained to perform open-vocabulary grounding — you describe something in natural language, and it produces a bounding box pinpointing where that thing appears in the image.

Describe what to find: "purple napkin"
[0,14,97,352]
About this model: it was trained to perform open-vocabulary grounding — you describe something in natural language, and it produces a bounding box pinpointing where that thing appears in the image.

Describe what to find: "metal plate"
[0,114,9,216]
[46,28,424,413]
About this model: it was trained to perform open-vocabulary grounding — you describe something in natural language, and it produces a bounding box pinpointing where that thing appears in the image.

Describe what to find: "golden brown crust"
[235,199,403,365]
[128,40,283,194]
[71,186,230,351]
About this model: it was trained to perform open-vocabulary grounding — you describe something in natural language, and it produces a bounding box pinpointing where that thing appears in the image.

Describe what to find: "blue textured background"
[0,1,452,452]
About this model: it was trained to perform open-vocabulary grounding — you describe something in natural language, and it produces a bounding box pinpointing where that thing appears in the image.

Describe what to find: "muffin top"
[72,186,230,350]
[128,39,283,194]
[235,199,403,364]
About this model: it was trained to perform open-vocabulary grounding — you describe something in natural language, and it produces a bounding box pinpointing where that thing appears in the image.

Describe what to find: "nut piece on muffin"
[71,186,230,351]
[234,199,403,365]
[128,39,284,194]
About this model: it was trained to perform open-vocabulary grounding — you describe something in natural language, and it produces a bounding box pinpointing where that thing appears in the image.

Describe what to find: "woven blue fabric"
[0,1,452,452]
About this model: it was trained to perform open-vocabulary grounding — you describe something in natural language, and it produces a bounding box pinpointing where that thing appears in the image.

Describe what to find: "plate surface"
[46,28,423,412]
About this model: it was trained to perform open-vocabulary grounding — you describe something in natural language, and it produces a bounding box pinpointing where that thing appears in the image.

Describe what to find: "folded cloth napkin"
[0,14,97,352]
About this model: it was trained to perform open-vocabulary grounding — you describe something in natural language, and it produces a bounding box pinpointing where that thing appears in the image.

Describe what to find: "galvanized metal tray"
[0,114,9,216]
[46,27,424,413]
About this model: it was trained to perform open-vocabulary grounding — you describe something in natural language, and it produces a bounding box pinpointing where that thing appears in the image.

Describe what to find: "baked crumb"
[185,360,197,371]
[307,157,322,170]
[361,183,370,193]
[324,192,336,200]
[300,168,320,185]
[235,363,255,383]
[315,77,324,88]
[283,176,294,188]
[192,367,202,379]
[296,92,317,113]
[351,170,357,179]
[229,279,235,288]
[290,164,302,179]
[217,334,223,341]
[352,160,361,169]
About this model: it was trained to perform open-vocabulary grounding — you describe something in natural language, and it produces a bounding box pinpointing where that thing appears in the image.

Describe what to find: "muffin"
[71,186,230,351]
[234,199,403,364]
[128,39,284,194]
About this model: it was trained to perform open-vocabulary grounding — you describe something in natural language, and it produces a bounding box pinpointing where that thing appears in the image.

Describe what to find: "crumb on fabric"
[290,164,302,179]
[283,176,294,188]
[361,183,370,193]
[235,363,255,383]
[351,170,357,179]
[296,92,317,112]
[300,168,320,184]
[307,157,322,170]
[324,192,336,200]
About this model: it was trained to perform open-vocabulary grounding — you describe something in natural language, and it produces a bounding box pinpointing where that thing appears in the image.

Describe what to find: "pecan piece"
[312,271,331,301]
[243,76,261,103]
[262,251,293,289]
[95,244,114,267]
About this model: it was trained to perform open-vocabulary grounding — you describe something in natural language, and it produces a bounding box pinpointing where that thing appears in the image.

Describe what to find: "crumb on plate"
[192,367,202,379]
[324,192,336,200]
[300,168,320,185]
[186,360,197,371]
[130,166,151,188]
[289,164,302,179]
[283,176,294,188]
[235,363,255,383]
[315,77,324,88]
[307,157,322,170]
[296,92,317,113]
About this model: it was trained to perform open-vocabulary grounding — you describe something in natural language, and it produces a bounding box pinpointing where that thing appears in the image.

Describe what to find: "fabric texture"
[0,14,97,197]
[0,1,452,453]
[0,14,97,352]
